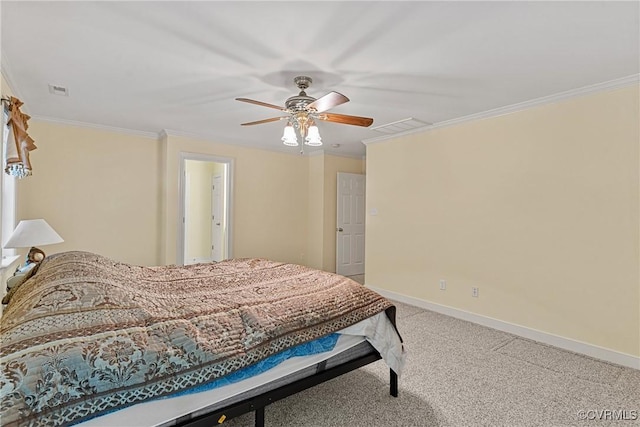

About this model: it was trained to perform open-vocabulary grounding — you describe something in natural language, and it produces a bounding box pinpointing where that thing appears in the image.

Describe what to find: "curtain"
[4,96,37,178]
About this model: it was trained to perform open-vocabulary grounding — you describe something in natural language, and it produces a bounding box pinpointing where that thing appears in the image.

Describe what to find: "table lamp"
[4,219,64,273]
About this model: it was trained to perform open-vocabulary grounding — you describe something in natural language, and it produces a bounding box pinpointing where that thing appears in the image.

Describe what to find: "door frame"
[177,152,234,265]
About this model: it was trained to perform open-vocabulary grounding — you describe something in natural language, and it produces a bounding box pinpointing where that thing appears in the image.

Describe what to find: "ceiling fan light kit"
[305,125,322,146]
[281,123,298,146]
[236,76,373,153]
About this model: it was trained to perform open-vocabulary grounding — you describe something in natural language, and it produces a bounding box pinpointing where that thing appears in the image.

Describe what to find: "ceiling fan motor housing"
[285,94,316,111]
[286,76,316,111]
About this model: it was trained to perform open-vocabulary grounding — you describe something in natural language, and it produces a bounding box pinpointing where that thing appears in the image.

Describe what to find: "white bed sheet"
[80,311,404,427]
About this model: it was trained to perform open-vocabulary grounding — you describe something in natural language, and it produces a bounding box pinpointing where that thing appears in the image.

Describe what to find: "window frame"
[1,103,17,262]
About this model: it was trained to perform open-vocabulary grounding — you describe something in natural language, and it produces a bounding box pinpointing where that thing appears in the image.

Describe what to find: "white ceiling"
[2,1,638,157]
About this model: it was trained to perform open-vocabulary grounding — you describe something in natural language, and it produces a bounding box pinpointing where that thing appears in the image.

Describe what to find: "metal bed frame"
[176,308,401,427]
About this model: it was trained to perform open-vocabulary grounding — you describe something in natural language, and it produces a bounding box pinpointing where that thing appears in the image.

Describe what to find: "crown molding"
[30,115,159,139]
[310,149,364,160]
[161,128,305,157]
[158,129,170,142]
[325,151,366,160]
[162,128,364,158]
[362,74,640,146]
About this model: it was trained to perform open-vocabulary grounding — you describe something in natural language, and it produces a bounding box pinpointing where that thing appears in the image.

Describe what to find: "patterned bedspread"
[0,251,393,426]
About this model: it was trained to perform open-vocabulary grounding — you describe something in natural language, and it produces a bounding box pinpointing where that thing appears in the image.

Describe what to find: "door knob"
[337,227,343,232]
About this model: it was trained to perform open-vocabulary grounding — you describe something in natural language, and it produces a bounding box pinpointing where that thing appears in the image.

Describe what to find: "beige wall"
[161,134,310,266]
[16,124,313,268]
[12,117,363,271]
[307,154,325,269]
[365,85,640,357]
[18,122,161,266]
[306,153,364,271]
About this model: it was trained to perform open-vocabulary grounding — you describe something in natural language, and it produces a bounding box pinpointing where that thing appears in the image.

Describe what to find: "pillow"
[2,261,40,305]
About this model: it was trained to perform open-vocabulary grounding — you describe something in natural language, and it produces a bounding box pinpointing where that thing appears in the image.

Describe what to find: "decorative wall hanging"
[2,96,37,178]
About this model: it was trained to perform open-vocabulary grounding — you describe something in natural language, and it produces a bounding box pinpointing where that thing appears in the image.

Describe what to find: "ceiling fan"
[236,76,373,149]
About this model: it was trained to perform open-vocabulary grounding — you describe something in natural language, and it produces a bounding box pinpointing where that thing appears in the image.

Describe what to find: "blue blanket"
[170,333,340,396]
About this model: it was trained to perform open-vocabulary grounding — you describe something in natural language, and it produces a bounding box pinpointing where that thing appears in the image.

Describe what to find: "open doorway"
[178,153,233,265]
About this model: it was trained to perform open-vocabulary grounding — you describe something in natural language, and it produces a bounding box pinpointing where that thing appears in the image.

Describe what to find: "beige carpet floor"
[221,298,639,427]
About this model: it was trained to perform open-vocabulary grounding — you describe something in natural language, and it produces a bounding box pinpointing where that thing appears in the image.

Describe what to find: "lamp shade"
[304,125,322,146]
[281,124,298,146]
[4,219,64,248]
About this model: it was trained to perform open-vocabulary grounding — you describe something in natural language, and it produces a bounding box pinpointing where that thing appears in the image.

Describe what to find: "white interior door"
[211,175,223,261]
[336,173,365,276]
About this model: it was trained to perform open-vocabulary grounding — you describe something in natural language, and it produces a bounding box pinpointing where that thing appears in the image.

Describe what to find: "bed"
[1,251,405,427]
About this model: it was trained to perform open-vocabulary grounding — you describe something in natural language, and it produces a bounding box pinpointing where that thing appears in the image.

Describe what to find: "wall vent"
[48,84,69,96]
[371,117,431,134]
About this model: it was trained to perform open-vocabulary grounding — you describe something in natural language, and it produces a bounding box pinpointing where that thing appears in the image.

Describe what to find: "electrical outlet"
[439,279,446,290]
[472,287,479,297]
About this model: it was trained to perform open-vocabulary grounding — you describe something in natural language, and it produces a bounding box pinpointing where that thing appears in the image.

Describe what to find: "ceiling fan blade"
[236,98,287,111]
[240,116,289,126]
[317,112,374,127]
[306,91,349,113]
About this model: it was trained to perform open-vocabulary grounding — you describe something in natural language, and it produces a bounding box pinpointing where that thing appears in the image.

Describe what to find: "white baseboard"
[367,285,640,370]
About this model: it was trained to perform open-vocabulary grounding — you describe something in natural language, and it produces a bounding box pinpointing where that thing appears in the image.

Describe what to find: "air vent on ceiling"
[48,84,69,96]
[371,117,431,135]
